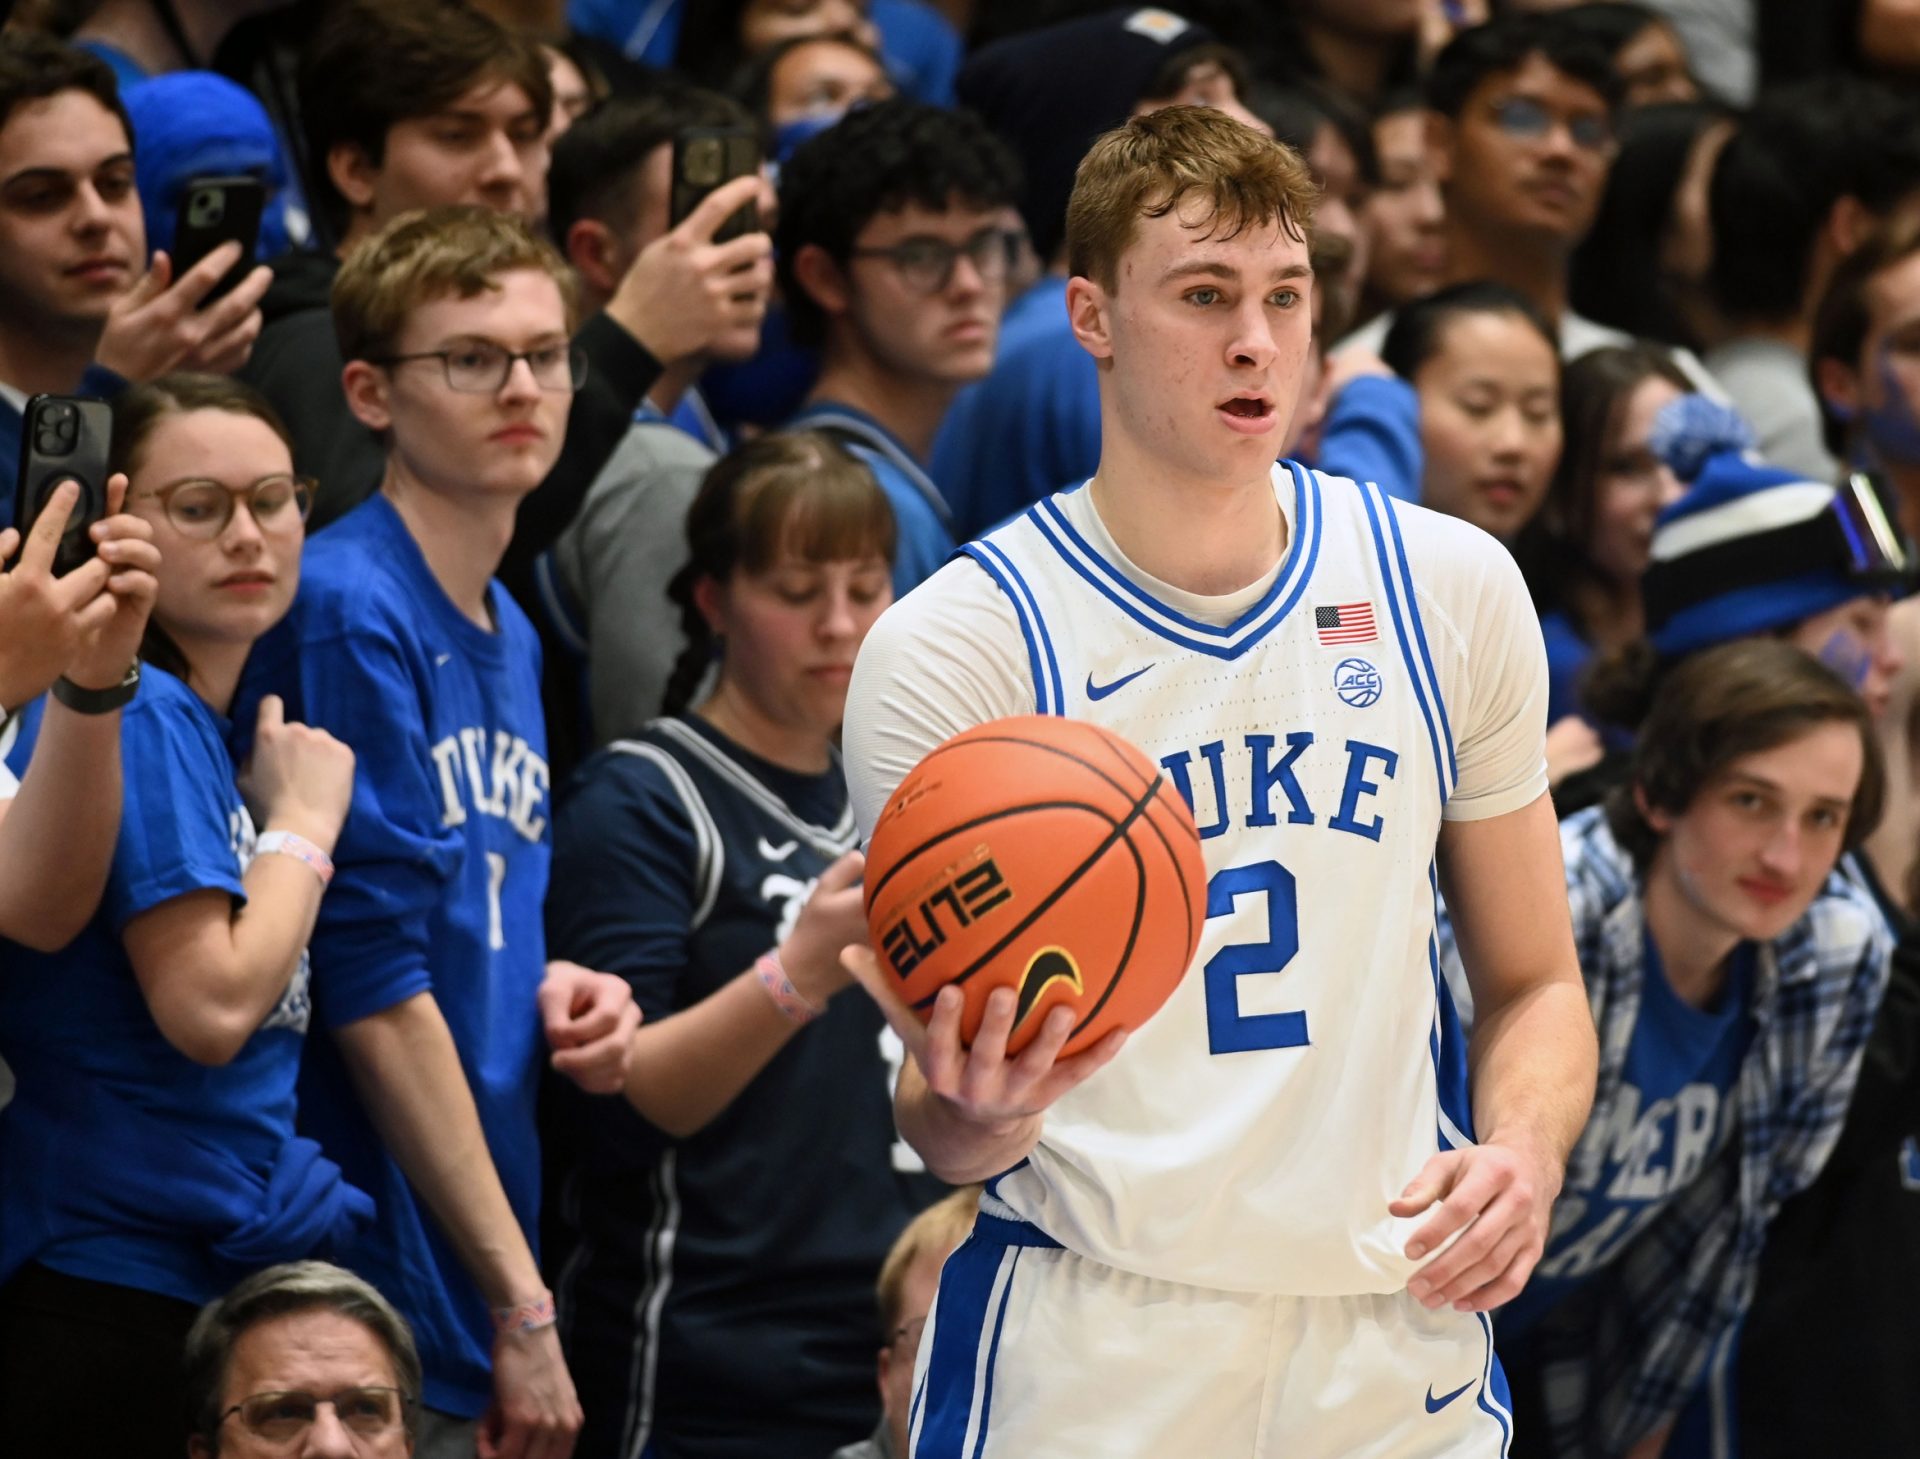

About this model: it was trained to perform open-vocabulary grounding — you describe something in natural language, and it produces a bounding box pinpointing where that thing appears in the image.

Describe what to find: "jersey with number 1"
[236,492,552,1416]
[845,462,1548,1297]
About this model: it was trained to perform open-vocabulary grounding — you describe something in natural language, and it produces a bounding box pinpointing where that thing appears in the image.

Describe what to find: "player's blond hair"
[877,1187,981,1332]
[1065,105,1319,293]
[331,205,579,364]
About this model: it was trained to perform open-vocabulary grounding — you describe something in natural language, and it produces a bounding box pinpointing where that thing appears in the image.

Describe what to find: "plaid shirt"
[1492,808,1892,1457]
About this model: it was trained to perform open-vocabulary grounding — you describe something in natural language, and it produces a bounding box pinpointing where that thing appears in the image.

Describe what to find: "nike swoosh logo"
[434,653,452,667]
[1425,1380,1474,1414]
[1013,947,1083,1028]
[757,837,797,861]
[1085,664,1152,701]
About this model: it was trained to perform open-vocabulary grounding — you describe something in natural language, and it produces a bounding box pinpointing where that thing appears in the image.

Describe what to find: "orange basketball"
[863,715,1207,1057]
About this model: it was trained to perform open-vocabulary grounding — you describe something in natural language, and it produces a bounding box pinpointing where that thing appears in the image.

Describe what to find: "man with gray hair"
[185,1261,419,1458]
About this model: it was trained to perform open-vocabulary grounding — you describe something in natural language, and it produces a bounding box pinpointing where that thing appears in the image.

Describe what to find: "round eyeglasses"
[218,1385,411,1445]
[848,226,1021,295]
[140,474,315,538]
[372,342,588,394]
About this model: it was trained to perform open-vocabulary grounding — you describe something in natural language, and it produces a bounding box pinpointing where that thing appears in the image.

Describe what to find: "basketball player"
[842,106,1599,1456]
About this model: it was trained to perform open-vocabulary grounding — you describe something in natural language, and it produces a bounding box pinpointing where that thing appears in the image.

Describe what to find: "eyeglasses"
[1489,96,1614,153]
[218,1386,411,1445]
[848,226,1020,295]
[372,342,587,394]
[140,474,314,538]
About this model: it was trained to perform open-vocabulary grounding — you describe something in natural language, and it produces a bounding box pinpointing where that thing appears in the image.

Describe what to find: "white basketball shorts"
[907,1212,1514,1459]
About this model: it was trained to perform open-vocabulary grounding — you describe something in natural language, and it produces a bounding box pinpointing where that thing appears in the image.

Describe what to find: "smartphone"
[13,395,112,577]
[171,175,266,306]
[669,126,761,243]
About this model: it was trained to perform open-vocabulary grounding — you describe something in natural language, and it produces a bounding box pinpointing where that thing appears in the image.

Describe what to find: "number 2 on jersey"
[1203,860,1308,1054]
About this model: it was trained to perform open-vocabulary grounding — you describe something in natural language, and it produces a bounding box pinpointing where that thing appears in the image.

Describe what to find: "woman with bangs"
[544,430,932,1459]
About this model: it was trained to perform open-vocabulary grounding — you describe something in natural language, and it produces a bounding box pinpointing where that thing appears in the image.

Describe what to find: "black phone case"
[669,128,760,244]
[172,176,265,304]
[14,396,113,577]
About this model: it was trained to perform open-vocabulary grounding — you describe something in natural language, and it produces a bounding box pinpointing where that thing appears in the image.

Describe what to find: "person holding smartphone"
[0,34,273,531]
[0,374,369,1459]
[0,475,159,951]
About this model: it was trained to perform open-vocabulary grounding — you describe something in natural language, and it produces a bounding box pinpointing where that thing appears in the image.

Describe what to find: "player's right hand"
[841,945,1130,1127]
[245,695,356,850]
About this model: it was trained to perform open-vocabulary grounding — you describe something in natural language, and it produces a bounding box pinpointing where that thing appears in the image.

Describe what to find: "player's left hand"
[539,960,642,1095]
[1390,1135,1560,1312]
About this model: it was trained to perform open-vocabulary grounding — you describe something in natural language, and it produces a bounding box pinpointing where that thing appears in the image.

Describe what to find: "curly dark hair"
[775,98,1021,348]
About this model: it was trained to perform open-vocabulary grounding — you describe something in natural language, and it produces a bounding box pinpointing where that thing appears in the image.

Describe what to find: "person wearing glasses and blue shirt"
[238,206,642,1459]
[779,98,1021,592]
[0,375,370,1459]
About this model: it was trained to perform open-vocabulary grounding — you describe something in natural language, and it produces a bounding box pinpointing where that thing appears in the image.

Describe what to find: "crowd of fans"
[0,0,1915,1456]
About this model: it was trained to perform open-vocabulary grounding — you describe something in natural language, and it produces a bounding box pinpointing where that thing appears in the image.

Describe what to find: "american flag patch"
[1316,602,1377,645]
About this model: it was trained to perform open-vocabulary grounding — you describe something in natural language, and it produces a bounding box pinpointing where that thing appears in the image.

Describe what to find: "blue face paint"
[1814,628,1874,693]
[1863,342,1920,467]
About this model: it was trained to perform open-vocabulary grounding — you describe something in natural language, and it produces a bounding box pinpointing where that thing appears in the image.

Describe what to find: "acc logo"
[1334,657,1382,708]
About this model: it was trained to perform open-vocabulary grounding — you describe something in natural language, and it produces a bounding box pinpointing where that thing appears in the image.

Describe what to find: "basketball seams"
[910,779,1163,1008]
[863,800,1127,912]
[1060,827,1150,1044]
[864,714,1206,1055]
[902,726,1160,807]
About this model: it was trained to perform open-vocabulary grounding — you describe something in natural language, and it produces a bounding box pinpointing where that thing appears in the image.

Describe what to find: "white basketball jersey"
[946,463,1524,1296]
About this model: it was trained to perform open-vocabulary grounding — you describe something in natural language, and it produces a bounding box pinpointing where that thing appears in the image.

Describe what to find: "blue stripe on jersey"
[1018,465,1324,660]
[908,1370,928,1438]
[970,1250,1023,1459]
[982,1158,1028,1202]
[1381,494,1460,787]
[1428,866,1476,1152]
[1358,482,1451,805]
[979,541,1065,713]
[1476,1313,1515,1458]
[960,543,1057,714]
[913,1234,1015,1458]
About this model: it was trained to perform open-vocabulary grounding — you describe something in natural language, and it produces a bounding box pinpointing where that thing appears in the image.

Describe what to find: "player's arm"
[840,566,1126,1183]
[1395,793,1595,1311]
[1388,516,1597,1312]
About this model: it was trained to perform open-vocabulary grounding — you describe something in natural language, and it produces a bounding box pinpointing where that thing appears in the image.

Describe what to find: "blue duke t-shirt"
[240,494,552,1416]
[1501,938,1756,1335]
[0,668,354,1304]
